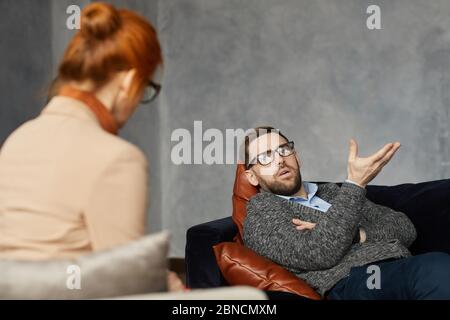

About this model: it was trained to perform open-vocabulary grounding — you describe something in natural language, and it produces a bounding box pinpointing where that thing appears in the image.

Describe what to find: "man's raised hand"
[347,139,401,188]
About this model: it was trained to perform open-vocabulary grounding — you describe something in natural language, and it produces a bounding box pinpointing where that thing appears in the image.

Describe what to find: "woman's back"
[0,96,148,260]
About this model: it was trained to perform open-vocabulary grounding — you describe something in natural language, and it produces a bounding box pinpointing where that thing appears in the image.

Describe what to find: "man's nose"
[274,152,285,167]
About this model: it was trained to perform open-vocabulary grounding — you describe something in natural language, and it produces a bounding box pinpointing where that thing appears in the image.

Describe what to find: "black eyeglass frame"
[141,80,161,104]
[247,141,296,169]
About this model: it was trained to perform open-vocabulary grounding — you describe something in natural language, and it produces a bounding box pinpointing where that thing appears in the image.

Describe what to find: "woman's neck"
[66,80,116,113]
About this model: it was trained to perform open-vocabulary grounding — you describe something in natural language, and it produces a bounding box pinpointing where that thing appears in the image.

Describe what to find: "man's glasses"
[141,80,161,104]
[247,141,295,169]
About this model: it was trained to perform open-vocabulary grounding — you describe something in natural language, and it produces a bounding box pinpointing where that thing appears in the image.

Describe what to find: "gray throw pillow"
[0,231,169,299]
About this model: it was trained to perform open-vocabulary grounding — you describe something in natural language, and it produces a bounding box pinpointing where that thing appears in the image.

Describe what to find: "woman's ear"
[111,69,139,128]
[245,169,259,187]
[119,69,137,98]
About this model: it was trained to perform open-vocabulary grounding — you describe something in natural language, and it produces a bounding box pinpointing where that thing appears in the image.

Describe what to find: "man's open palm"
[347,139,401,187]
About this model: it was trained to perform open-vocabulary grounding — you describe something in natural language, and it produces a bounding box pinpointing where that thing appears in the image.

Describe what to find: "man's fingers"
[292,218,312,225]
[296,224,314,230]
[377,142,401,166]
[296,223,315,230]
[348,139,358,162]
[371,142,395,162]
[293,219,316,230]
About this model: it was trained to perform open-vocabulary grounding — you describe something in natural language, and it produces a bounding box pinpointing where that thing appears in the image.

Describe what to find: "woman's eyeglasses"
[247,141,295,169]
[141,80,161,104]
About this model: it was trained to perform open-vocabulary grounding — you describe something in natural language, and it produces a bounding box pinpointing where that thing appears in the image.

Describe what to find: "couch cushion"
[213,242,321,300]
[0,231,169,299]
[365,179,450,255]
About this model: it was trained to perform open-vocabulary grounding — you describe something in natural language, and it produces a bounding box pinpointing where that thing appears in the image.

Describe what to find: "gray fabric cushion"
[0,231,169,299]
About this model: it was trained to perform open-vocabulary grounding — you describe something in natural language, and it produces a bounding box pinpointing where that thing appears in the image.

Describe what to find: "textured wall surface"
[1,0,450,257]
[0,0,52,142]
[158,0,450,256]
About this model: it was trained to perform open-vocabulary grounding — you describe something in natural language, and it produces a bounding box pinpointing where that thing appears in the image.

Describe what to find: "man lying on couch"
[242,126,450,299]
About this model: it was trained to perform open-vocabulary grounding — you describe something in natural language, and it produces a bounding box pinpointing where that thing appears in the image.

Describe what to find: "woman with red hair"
[0,3,163,261]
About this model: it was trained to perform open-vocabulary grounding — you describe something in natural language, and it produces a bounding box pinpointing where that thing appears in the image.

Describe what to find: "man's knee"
[408,252,450,298]
[410,252,449,276]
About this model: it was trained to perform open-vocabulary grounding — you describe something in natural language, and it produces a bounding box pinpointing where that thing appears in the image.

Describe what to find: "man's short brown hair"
[243,126,290,169]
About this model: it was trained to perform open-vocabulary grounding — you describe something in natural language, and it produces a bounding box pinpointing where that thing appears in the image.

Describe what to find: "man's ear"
[295,152,302,168]
[245,169,259,187]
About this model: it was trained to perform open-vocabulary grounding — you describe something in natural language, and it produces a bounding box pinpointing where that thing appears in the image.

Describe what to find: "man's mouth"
[277,168,292,178]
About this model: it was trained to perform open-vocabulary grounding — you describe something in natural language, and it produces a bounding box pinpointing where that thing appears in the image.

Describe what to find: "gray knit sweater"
[243,182,417,296]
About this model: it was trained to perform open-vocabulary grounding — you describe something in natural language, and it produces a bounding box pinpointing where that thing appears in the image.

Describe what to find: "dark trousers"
[327,252,450,300]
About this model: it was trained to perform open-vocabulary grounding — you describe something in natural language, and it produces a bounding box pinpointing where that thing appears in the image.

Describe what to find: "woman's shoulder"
[96,133,148,167]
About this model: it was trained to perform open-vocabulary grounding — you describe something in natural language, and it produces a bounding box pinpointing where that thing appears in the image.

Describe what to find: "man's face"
[246,132,302,196]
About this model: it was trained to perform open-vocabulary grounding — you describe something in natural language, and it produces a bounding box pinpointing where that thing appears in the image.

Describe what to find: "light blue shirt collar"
[276,182,332,212]
[277,182,318,201]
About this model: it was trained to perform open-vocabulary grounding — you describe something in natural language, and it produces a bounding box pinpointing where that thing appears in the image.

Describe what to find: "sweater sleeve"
[243,182,366,271]
[360,199,417,248]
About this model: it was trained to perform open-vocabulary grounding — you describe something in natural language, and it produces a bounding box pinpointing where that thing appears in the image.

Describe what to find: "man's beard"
[258,165,303,196]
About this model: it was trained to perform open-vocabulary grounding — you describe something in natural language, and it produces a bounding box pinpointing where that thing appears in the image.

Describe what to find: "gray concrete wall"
[158,0,450,256]
[0,0,52,142]
[1,0,450,257]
